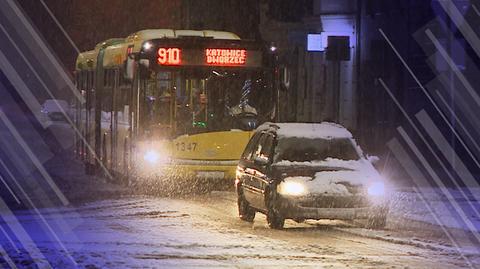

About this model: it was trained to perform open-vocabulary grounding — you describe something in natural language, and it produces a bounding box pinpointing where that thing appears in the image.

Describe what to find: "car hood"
[273,158,382,195]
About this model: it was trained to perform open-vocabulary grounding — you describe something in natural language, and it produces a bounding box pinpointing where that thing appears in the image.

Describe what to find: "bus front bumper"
[136,162,238,182]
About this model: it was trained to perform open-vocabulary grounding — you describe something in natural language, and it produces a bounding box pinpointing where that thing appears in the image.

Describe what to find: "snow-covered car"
[235,122,389,229]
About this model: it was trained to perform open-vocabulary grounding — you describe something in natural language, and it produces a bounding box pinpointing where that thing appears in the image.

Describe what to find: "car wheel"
[237,193,255,222]
[267,209,285,229]
[266,189,285,229]
[366,206,388,229]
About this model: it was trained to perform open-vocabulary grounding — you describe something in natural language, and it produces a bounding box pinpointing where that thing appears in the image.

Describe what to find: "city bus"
[74,29,275,188]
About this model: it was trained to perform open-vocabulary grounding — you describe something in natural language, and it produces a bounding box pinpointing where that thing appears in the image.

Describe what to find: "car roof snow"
[256,122,352,139]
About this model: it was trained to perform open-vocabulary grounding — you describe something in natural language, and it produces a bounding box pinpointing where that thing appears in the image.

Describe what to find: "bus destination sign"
[156,47,259,68]
[205,49,247,66]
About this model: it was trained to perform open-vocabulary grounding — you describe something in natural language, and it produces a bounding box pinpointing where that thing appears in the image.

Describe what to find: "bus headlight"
[278,182,306,196]
[143,42,153,50]
[143,150,160,164]
[367,182,385,196]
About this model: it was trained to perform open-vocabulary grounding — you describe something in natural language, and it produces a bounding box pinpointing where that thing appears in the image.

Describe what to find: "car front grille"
[298,195,370,208]
[336,181,364,195]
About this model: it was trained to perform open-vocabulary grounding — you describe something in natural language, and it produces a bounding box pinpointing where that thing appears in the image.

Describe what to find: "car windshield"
[274,137,360,163]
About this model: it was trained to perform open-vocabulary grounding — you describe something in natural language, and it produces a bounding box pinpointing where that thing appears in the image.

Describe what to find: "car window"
[241,132,262,161]
[252,133,274,163]
[274,137,360,163]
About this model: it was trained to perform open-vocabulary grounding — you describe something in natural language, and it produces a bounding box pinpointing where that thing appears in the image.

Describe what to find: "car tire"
[265,189,285,229]
[267,209,285,229]
[237,193,256,222]
[366,206,388,229]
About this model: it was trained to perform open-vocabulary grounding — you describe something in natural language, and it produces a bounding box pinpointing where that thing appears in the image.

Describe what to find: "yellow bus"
[75,29,274,188]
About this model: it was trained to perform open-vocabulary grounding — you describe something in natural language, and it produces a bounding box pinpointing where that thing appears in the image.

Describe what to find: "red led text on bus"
[158,48,182,65]
[205,49,247,66]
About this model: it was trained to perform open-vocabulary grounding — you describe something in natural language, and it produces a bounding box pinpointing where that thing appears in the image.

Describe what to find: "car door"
[244,133,275,210]
[237,132,261,201]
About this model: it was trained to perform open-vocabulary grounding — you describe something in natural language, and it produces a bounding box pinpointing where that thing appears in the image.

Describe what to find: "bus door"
[138,71,176,140]
[187,77,208,131]
[111,69,119,171]
[96,48,106,172]
[101,68,120,172]
[175,72,208,136]
[113,69,132,176]
[77,71,88,161]
[86,70,96,169]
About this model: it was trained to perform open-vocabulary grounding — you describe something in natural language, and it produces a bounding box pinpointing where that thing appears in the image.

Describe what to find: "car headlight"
[367,181,385,196]
[143,150,160,164]
[278,181,306,196]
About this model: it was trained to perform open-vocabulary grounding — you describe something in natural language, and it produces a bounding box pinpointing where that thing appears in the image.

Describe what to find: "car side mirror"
[367,155,380,165]
[254,156,269,166]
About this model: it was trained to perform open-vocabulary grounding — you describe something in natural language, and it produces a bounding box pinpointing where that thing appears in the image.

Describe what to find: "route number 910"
[157,48,181,65]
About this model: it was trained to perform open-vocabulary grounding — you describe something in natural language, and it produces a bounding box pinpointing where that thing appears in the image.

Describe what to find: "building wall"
[261,0,358,130]
[356,0,436,153]
[183,0,260,39]
[261,0,450,156]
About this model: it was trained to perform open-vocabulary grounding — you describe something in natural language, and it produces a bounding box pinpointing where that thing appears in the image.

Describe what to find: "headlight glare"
[143,150,160,164]
[367,181,385,196]
[278,181,306,196]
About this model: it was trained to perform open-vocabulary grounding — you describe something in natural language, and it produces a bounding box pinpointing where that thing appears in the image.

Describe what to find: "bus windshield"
[141,69,271,138]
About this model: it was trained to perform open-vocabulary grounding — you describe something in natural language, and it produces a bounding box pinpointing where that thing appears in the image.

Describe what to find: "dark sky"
[18,0,261,71]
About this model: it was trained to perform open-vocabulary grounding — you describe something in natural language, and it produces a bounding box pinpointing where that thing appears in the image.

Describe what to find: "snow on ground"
[40,149,480,268]
[1,124,478,269]
[43,147,131,204]
[1,193,477,269]
[389,187,480,233]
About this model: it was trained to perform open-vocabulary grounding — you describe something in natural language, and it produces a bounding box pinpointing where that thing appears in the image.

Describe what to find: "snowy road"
[2,190,479,268]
